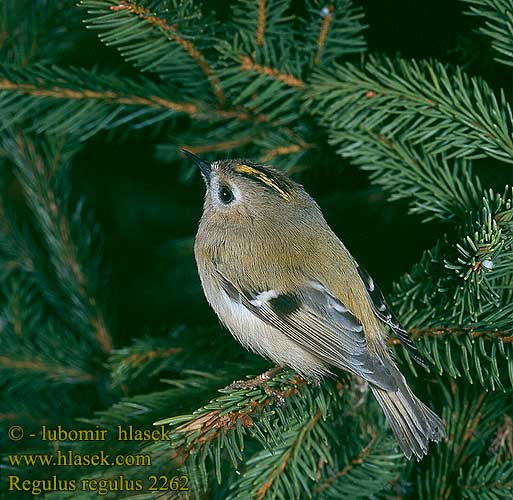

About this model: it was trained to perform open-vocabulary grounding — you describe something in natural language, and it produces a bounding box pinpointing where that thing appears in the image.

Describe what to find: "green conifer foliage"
[1,1,512,499]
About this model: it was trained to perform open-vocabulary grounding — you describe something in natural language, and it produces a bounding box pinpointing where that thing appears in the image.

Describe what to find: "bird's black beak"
[181,149,211,184]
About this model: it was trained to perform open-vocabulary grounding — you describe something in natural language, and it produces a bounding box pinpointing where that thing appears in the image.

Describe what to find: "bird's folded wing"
[355,264,428,368]
[217,270,398,391]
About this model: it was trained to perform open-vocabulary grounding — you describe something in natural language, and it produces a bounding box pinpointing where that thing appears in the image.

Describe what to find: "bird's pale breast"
[196,257,329,378]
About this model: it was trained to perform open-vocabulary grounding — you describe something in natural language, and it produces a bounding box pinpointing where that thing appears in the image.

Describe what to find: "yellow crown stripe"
[235,165,292,200]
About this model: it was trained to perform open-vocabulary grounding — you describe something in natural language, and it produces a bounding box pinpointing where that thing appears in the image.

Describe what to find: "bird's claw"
[225,366,286,407]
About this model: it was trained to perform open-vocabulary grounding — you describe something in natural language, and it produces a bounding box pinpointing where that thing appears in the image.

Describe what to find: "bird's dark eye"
[219,185,234,204]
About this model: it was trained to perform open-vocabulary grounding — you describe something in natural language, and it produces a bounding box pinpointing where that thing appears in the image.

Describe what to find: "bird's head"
[182,150,310,225]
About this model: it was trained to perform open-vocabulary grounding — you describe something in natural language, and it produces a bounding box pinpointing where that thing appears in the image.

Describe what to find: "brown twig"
[256,410,322,500]
[110,1,225,105]
[172,372,307,464]
[260,142,317,162]
[0,197,36,274]
[386,326,513,345]
[180,137,253,155]
[0,78,272,125]
[490,415,513,462]
[316,433,377,494]
[14,136,114,352]
[0,78,200,114]
[0,356,95,382]
[314,5,334,65]
[452,393,486,467]
[22,139,88,293]
[260,144,302,162]
[124,347,183,367]
[462,481,513,493]
[90,309,112,354]
[438,392,487,499]
[256,0,266,46]
[240,55,305,88]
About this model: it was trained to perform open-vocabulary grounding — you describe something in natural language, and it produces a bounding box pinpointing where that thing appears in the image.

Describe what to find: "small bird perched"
[184,150,445,460]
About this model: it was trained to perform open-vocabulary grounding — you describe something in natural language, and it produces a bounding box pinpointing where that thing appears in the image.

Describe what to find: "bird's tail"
[370,375,445,460]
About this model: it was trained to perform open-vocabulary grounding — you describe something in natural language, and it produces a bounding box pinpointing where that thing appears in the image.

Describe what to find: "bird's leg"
[227,366,286,406]
[228,365,284,389]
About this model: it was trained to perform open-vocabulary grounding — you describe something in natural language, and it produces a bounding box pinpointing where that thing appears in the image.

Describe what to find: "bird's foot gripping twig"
[226,366,286,407]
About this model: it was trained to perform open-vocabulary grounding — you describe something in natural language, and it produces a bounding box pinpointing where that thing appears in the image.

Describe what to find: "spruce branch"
[109,332,184,388]
[79,0,225,104]
[260,144,304,162]
[216,0,326,129]
[0,278,98,389]
[228,409,326,500]
[0,196,36,276]
[303,0,367,65]
[0,1,368,169]
[313,5,335,65]
[239,55,306,88]
[417,384,511,500]
[3,134,113,352]
[0,76,198,112]
[333,132,483,222]
[0,355,94,383]
[161,370,309,462]
[158,119,314,175]
[386,187,513,388]
[459,458,513,500]
[212,1,304,165]
[0,64,276,140]
[255,128,316,168]
[399,188,512,326]
[178,137,254,156]
[395,326,513,391]
[316,435,402,500]
[0,66,203,139]
[0,0,80,66]
[463,0,513,67]
[391,188,513,330]
[81,371,241,449]
[224,375,371,500]
[231,0,292,48]
[256,0,267,46]
[490,415,513,463]
[156,369,346,494]
[389,326,513,344]
[306,55,513,163]
[316,433,377,495]
[217,2,364,128]
[445,187,513,324]
[216,39,305,125]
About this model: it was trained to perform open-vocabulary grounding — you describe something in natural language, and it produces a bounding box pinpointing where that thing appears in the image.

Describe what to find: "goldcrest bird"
[184,150,445,460]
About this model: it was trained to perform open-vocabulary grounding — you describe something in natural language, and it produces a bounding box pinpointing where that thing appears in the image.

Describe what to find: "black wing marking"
[356,264,427,368]
[217,272,399,391]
